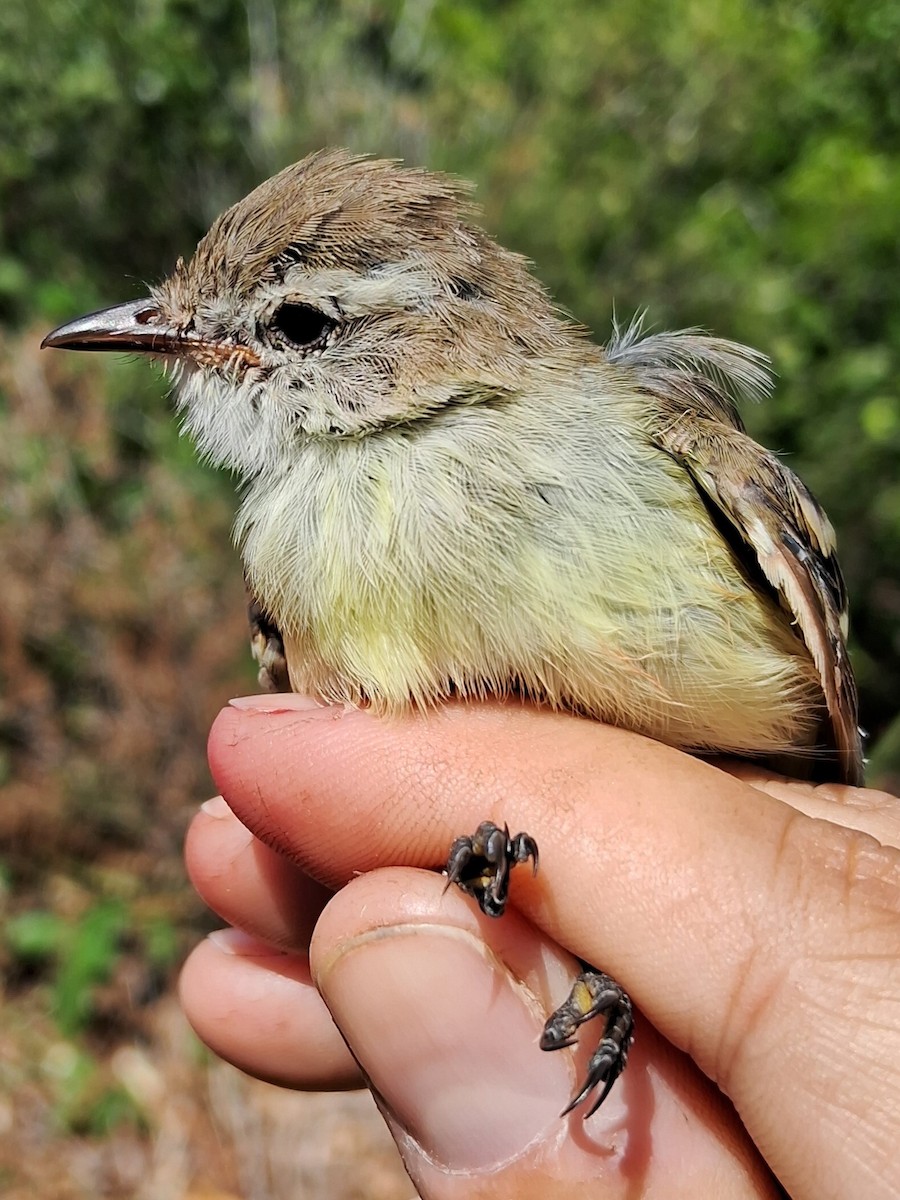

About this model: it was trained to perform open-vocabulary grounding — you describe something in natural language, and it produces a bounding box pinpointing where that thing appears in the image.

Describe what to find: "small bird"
[43,148,863,1114]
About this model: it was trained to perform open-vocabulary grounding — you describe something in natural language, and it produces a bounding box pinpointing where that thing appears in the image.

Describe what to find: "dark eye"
[270,302,335,350]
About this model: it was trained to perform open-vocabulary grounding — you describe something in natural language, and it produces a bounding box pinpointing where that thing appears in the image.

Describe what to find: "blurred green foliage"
[5,897,181,1037]
[51,901,128,1036]
[36,1035,148,1136]
[1,1,898,756]
[2,890,179,1139]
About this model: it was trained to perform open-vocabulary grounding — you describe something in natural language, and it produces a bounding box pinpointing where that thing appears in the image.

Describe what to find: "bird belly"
[240,411,822,758]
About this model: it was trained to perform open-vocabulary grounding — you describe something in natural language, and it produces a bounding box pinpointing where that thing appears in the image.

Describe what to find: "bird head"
[43,149,578,478]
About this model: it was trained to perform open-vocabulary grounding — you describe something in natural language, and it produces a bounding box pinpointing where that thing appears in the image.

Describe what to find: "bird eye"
[269,302,336,350]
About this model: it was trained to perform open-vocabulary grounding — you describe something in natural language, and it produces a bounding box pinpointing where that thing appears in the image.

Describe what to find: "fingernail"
[207,928,286,956]
[317,923,567,1170]
[228,694,353,716]
[200,795,232,818]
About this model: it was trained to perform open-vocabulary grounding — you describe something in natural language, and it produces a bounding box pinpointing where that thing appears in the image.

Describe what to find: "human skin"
[180,695,900,1200]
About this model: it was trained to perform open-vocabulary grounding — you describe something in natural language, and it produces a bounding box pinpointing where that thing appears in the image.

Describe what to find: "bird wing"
[655,415,863,785]
[605,322,862,784]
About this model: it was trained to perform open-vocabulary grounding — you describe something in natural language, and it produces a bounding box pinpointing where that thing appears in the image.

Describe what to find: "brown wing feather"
[658,418,863,785]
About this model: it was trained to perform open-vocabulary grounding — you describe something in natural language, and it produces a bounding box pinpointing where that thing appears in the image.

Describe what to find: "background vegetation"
[1,1,898,1195]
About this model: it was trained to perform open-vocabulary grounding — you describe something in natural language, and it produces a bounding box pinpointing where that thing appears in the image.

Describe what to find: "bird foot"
[444,820,538,918]
[443,820,633,1116]
[541,967,634,1117]
[248,596,290,692]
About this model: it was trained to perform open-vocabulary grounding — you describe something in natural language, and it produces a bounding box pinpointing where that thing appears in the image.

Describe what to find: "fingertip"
[179,935,360,1090]
[206,703,246,795]
[184,797,253,897]
[199,794,233,818]
[185,796,332,952]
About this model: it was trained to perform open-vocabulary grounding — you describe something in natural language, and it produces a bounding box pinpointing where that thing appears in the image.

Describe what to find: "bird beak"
[41,298,183,356]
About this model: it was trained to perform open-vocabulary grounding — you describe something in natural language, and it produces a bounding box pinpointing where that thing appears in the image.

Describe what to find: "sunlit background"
[2,1,898,1195]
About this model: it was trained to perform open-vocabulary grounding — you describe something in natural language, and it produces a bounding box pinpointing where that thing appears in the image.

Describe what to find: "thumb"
[310,867,775,1200]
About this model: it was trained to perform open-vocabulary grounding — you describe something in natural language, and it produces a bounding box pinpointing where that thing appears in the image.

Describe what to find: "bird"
[42,147,863,1115]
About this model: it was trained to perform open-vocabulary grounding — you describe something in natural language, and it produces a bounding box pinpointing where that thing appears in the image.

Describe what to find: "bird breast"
[236,381,822,757]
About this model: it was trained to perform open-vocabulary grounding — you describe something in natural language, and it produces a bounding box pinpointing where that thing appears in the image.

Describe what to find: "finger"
[182,794,357,1088]
[209,697,900,1200]
[311,867,777,1199]
[178,928,362,1090]
[712,763,900,847]
[185,795,332,951]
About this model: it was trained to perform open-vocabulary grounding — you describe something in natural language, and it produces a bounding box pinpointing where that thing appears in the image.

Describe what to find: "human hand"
[180,695,900,1199]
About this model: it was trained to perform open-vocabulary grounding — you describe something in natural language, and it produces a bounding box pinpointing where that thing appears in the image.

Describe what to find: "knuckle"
[712,811,900,1091]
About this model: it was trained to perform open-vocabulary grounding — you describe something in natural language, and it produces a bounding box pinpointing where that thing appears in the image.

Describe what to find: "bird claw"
[541,968,634,1117]
[444,820,538,918]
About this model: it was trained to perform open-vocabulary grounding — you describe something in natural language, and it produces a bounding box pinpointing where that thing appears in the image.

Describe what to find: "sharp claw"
[443,820,538,920]
[560,1091,588,1119]
[582,1075,617,1119]
[560,1054,621,1119]
[540,1032,577,1051]
[542,969,634,1118]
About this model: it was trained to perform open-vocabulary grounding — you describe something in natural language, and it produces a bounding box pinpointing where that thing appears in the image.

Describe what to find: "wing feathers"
[657,418,862,784]
[619,326,862,784]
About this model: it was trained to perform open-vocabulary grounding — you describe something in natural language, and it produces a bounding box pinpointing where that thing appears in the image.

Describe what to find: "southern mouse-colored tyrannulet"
[43,148,863,1113]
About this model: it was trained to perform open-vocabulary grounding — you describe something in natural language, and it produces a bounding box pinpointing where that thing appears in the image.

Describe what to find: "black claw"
[540,968,634,1118]
[561,1038,622,1118]
[444,820,538,918]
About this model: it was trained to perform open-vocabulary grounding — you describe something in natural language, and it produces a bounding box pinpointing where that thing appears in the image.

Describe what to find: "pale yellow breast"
[238,378,821,758]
